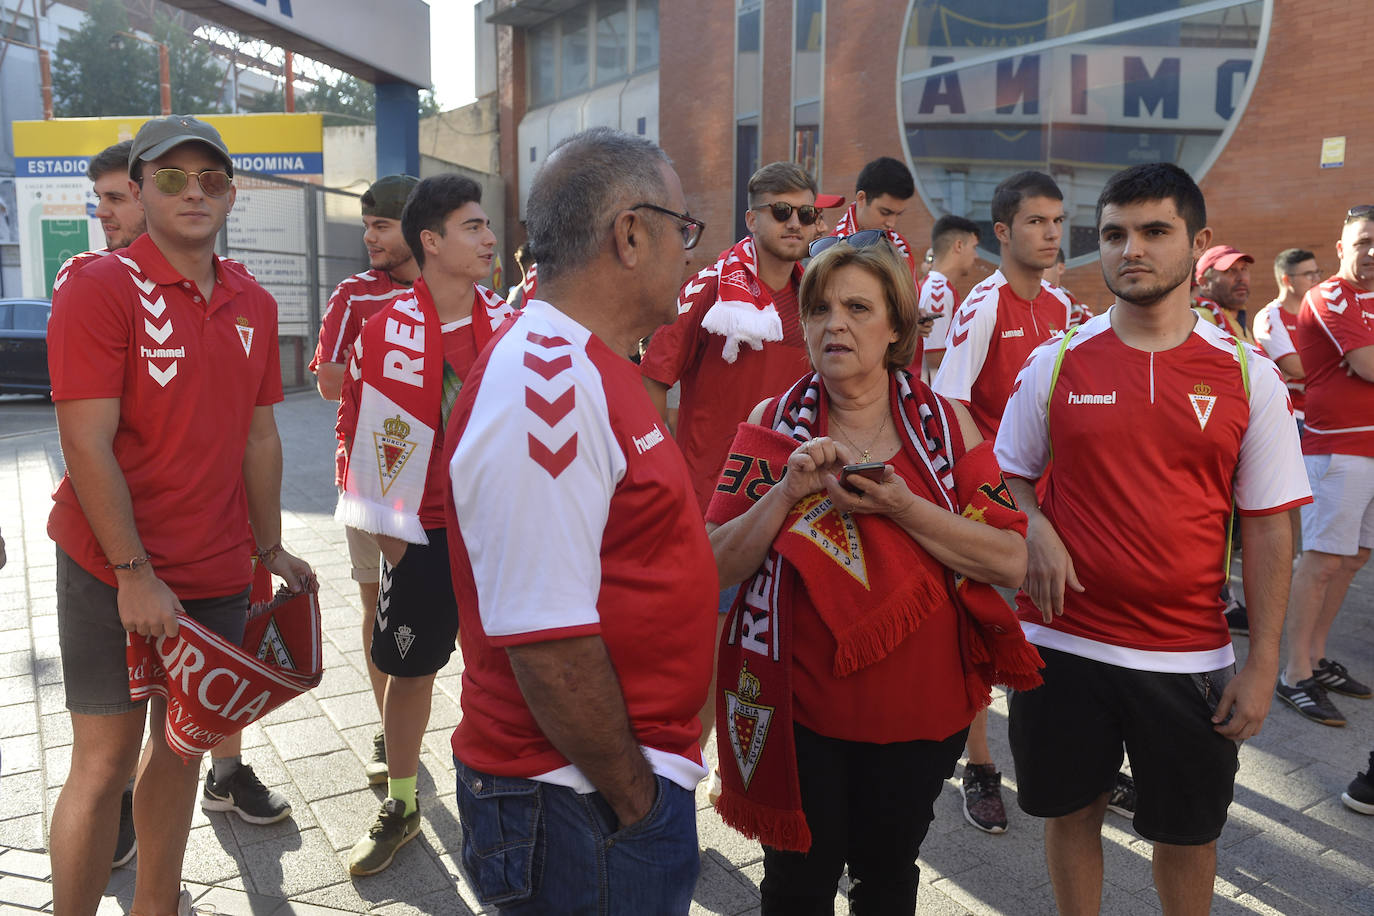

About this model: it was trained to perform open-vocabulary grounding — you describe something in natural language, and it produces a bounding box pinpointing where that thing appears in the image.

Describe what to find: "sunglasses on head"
[140,167,233,198]
[807,228,889,258]
[752,201,821,226]
[1346,205,1374,224]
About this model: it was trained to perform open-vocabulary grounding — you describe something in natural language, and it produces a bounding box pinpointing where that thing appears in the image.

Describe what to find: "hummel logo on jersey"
[633,426,666,455]
[1066,390,1117,405]
[1188,383,1217,430]
[1001,328,1025,338]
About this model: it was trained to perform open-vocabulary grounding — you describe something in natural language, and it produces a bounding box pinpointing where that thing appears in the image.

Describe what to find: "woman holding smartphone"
[706,235,1040,913]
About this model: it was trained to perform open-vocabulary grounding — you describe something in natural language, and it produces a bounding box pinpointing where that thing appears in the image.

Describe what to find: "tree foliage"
[53,0,225,117]
[248,73,443,124]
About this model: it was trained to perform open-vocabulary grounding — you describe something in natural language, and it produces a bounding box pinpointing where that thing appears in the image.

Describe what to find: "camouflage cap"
[361,174,419,220]
[129,115,233,177]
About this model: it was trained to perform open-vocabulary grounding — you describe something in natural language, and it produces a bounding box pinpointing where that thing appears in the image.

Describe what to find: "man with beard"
[1194,245,1255,343]
[996,162,1308,913]
[310,174,419,786]
[1277,209,1374,727]
[640,161,814,797]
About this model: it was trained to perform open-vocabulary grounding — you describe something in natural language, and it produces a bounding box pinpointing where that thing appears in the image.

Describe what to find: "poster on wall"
[11,113,324,299]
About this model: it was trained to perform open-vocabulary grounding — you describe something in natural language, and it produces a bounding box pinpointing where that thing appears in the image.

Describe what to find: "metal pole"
[38,48,52,119]
[159,42,171,114]
[284,50,294,112]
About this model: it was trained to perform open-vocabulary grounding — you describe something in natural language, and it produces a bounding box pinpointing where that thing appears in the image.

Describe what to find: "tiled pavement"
[0,390,1371,915]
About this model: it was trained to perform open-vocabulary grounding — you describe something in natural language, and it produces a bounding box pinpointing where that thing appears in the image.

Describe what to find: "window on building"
[560,8,590,96]
[635,0,659,71]
[793,0,824,181]
[0,12,35,46]
[527,1,661,106]
[899,0,1268,265]
[735,0,764,240]
[596,0,629,83]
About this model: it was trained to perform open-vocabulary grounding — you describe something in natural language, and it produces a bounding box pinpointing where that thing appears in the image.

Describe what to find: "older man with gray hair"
[440,127,717,912]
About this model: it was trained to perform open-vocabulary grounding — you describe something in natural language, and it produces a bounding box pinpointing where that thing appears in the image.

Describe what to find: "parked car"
[0,298,53,396]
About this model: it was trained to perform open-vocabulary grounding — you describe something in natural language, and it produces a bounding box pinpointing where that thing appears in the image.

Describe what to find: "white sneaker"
[177,888,219,915]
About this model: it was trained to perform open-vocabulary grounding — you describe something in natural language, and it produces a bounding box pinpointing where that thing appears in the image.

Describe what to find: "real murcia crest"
[373,415,417,496]
[394,625,415,659]
[724,662,773,790]
[788,493,870,588]
[255,618,296,670]
[1187,382,1217,431]
[235,316,254,357]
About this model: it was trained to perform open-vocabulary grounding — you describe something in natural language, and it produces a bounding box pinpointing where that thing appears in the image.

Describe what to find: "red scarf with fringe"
[701,238,804,363]
[706,371,1042,852]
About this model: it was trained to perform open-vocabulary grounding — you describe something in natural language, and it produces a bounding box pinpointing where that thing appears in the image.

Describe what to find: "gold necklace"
[829,408,889,462]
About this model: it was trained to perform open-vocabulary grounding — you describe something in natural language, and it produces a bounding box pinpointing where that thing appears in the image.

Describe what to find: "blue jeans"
[454,757,700,914]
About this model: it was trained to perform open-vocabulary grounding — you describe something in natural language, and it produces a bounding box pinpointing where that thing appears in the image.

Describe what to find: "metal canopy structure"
[486,0,583,28]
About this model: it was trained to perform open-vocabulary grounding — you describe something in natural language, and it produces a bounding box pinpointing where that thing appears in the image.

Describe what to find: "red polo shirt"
[47,233,284,599]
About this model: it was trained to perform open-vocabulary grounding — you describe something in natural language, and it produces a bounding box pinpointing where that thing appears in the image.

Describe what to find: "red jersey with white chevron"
[933,269,1072,438]
[640,252,808,511]
[1253,298,1305,418]
[52,248,112,293]
[445,299,717,791]
[310,269,409,372]
[1295,276,1374,456]
[995,310,1311,672]
[920,269,960,356]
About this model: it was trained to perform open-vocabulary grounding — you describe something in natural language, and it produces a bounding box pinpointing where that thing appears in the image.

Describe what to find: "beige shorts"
[346,524,382,584]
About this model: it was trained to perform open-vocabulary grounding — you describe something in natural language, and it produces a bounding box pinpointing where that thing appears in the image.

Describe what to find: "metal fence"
[217,171,367,390]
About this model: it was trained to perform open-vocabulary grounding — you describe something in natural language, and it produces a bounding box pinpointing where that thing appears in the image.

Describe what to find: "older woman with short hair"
[707,236,1041,914]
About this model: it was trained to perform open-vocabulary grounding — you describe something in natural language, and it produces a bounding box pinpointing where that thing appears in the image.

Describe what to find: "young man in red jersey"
[831,156,920,276]
[335,174,512,875]
[932,172,1074,833]
[311,174,419,786]
[997,162,1308,914]
[47,115,312,916]
[1253,248,1319,426]
[1278,209,1374,726]
[921,214,981,379]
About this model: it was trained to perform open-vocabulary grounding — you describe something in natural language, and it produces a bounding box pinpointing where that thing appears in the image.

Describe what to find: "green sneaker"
[365,731,388,785]
[348,797,420,876]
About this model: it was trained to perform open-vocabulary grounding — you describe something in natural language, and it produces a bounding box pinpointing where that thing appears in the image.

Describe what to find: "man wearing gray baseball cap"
[48,114,313,916]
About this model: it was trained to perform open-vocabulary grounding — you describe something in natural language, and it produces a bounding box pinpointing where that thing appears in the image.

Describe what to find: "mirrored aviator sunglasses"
[756,201,821,226]
[808,228,888,258]
[150,167,233,198]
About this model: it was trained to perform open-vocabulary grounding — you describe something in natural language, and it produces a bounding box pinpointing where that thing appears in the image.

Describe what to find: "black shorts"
[1008,645,1239,845]
[56,546,249,715]
[371,527,458,677]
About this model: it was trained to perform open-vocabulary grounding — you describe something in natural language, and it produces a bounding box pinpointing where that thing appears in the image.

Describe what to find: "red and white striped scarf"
[702,238,803,363]
[337,279,512,544]
[833,204,915,270]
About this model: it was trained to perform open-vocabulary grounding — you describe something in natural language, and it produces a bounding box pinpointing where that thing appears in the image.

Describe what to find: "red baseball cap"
[1195,245,1253,283]
[815,193,846,209]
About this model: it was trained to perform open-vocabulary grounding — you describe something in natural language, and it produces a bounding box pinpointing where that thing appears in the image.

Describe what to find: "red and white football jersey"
[933,269,1073,438]
[310,269,409,372]
[920,269,960,357]
[445,299,717,792]
[1294,277,1374,456]
[1253,298,1305,419]
[995,310,1311,672]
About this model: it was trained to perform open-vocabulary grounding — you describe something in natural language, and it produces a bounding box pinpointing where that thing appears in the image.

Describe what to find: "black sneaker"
[962,763,1008,834]
[365,731,388,785]
[1312,658,1372,699]
[1275,675,1346,727]
[1107,772,1136,817]
[112,788,136,868]
[1223,603,1249,636]
[202,764,292,824]
[1342,751,1374,815]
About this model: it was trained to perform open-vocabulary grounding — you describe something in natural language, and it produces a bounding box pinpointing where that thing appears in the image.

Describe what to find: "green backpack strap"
[1045,326,1080,462]
[1223,338,1252,578]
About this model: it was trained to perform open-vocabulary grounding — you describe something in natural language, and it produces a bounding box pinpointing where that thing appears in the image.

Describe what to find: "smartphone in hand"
[840,462,886,493]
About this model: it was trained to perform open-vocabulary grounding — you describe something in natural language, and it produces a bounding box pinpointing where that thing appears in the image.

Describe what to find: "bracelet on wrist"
[105,554,152,572]
[256,542,284,564]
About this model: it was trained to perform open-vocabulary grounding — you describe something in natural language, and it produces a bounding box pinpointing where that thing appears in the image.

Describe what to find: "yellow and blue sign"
[12,113,323,297]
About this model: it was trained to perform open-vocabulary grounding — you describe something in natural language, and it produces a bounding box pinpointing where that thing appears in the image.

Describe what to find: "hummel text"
[633,426,665,455]
[1066,390,1117,405]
